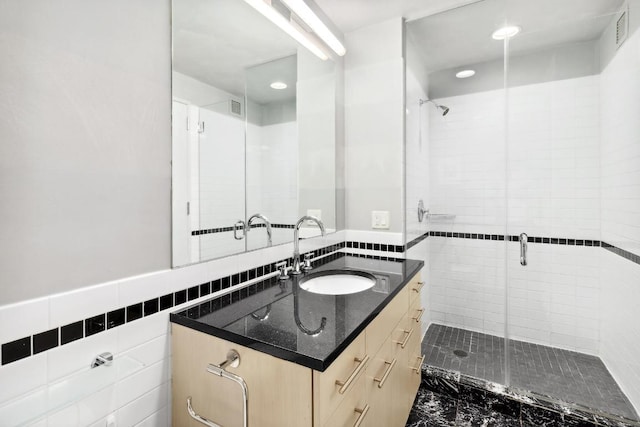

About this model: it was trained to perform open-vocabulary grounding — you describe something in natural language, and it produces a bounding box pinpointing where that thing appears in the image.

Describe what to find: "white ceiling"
[174,0,626,103]
[313,0,480,33]
[406,0,626,73]
[173,0,298,101]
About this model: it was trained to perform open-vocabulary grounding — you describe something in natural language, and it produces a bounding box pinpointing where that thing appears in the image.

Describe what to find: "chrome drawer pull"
[335,355,370,394]
[412,355,426,374]
[412,308,425,323]
[353,404,370,427]
[394,328,414,348]
[373,358,397,388]
[412,281,425,293]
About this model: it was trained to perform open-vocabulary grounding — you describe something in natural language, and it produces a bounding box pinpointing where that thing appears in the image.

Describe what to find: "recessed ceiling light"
[270,82,287,90]
[456,70,476,79]
[492,26,521,40]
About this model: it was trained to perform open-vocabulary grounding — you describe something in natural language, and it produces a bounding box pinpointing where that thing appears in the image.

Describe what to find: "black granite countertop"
[170,253,423,371]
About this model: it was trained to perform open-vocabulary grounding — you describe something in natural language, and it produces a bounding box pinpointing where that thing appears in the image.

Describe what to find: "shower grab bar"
[519,233,528,266]
[187,349,248,427]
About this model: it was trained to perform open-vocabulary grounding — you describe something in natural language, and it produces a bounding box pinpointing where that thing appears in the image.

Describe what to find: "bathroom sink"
[298,270,376,295]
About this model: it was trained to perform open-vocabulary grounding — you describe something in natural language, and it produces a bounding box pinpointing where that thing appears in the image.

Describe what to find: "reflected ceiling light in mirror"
[244,0,328,60]
[270,81,288,89]
[280,0,346,56]
[492,25,521,40]
[455,70,475,78]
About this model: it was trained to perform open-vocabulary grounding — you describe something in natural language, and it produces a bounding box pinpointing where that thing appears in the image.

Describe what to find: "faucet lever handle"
[276,261,289,280]
[303,253,315,271]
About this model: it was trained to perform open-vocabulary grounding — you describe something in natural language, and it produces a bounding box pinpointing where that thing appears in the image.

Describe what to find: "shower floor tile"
[422,323,638,421]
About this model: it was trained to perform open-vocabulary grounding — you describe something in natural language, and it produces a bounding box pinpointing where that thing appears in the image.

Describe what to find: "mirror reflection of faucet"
[245,213,273,246]
[292,215,325,275]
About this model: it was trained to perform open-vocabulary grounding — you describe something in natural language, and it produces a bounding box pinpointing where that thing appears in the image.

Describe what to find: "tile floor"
[420,324,638,421]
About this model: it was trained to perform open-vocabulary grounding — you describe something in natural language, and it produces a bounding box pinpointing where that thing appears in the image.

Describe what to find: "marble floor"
[420,324,638,421]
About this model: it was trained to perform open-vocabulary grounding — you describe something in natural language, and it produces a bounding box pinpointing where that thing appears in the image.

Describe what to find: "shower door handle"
[519,233,528,266]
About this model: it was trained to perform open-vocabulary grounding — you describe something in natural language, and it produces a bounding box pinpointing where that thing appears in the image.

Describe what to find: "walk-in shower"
[405,0,639,423]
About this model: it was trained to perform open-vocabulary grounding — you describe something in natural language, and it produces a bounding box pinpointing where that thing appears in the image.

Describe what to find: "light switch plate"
[372,211,390,229]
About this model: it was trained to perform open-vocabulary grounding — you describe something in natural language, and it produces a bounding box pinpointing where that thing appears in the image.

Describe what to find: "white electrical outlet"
[371,211,390,229]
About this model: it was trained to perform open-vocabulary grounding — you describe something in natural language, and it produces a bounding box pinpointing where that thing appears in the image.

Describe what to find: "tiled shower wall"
[428,75,601,353]
[599,27,640,411]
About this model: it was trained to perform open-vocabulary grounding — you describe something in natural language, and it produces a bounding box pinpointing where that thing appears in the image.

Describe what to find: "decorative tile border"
[3,231,638,366]
[421,231,640,266]
[602,242,640,265]
[345,241,405,253]
[0,239,407,366]
[192,223,294,236]
[406,231,429,250]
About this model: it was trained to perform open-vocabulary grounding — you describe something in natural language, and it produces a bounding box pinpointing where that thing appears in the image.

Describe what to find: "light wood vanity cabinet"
[172,272,424,427]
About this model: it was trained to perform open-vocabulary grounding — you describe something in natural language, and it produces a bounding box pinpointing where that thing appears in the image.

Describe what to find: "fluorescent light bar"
[280,0,346,56]
[243,0,328,60]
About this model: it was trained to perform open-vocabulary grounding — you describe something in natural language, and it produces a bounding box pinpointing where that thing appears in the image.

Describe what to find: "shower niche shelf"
[0,355,144,426]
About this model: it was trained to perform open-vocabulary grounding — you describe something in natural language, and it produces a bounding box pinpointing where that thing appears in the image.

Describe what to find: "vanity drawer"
[313,331,368,426]
[408,296,424,330]
[408,274,424,306]
[366,285,408,356]
[322,372,368,427]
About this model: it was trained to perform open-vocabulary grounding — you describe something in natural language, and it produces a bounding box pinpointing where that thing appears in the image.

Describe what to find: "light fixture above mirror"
[243,0,345,60]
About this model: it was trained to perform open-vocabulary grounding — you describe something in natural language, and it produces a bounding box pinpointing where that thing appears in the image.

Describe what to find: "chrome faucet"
[246,213,273,247]
[292,215,325,275]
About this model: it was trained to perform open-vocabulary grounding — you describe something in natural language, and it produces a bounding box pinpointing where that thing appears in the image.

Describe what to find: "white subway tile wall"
[507,244,600,354]
[427,75,603,353]
[0,233,344,426]
[599,28,640,412]
[429,237,507,337]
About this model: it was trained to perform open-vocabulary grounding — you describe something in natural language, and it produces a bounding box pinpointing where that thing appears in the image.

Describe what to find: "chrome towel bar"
[187,349,248,427]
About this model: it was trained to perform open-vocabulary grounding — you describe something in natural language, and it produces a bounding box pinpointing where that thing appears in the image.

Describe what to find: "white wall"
[0,0,171,305]
[297,49,337,229]
[599,26,640,412]
[344,18,405,232]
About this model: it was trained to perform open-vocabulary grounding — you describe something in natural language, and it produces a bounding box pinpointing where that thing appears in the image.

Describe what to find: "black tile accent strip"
[107,308,126,329]
[144,298,159,316]
[126,303,143,323]
[1,337,31,364]
[61,321,83,345]
[344,241,405,253]
[159,293,174,311]
[602,242,640,266]
[406,231,430,250]
[4,235,638,366]
[33,329,58,355]
[429,231,603,248]
[85,314,105,337]
[191,223,295,236]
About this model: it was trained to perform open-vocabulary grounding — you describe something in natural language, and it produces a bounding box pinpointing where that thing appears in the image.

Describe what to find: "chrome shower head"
[419,99,450,116]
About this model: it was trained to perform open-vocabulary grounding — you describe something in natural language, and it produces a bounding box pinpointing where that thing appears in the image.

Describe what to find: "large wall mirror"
[171,0,340,267]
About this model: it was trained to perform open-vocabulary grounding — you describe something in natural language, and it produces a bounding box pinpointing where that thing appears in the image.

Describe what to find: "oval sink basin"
[299,270,376,295]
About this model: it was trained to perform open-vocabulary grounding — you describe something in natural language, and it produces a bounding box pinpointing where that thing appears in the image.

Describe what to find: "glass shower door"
[504,2,639,420]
